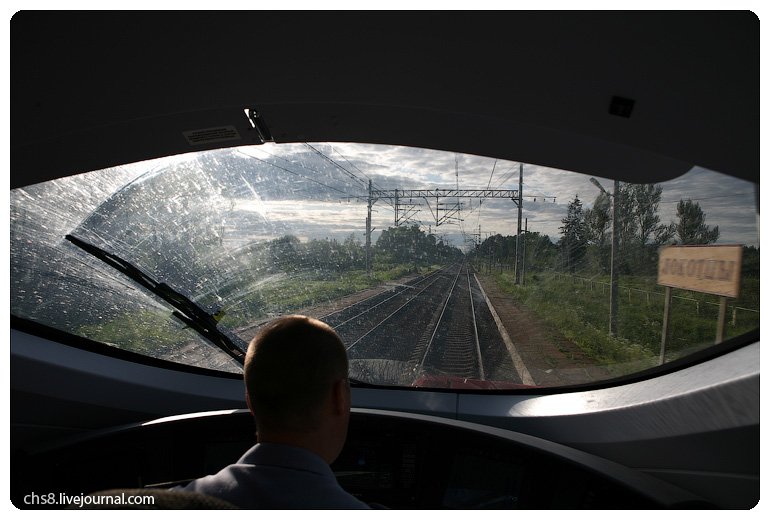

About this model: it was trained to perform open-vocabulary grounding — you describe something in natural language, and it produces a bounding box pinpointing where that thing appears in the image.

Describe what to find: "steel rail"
[320,269,443,325]
[417,263,464,371]
[466,265,486,380]
[344,268,452,351]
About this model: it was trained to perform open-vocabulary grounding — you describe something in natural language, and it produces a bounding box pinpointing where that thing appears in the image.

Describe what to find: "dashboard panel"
[12,408,711,509]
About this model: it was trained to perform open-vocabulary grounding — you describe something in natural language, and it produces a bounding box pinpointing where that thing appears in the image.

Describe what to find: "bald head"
[244,315,349,433]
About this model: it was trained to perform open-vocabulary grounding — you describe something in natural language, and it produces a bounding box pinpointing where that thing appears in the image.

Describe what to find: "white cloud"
[243,144,758,248]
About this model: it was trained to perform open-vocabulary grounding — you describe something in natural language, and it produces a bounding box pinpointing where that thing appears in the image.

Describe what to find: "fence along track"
[556,272,758,324]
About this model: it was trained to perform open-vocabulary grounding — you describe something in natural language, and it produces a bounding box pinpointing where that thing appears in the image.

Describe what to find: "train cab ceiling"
[10,11,760,509]
[11,11,758,187]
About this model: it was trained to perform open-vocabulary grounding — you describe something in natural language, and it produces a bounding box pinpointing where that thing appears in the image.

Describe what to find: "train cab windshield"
[10,142,759,391]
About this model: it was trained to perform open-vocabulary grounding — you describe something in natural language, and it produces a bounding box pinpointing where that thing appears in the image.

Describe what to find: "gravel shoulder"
[474,274,611,386]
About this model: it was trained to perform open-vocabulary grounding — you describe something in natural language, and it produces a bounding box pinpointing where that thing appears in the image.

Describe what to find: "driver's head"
[244,315,349,434]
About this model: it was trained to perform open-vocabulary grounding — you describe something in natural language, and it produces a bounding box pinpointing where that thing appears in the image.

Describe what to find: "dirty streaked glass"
[10,144,759,387]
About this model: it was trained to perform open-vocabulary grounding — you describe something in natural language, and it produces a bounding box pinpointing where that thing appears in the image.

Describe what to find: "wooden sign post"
[657,245,742,364]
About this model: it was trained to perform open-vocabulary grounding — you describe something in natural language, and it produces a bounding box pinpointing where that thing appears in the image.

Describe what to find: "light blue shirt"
[175,442,370,509]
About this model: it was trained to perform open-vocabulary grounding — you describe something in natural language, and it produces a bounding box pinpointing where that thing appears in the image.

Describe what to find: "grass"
[78,309,195,356]
[205,263,428,330]
[76,263,433,358]
[493,270,759,369]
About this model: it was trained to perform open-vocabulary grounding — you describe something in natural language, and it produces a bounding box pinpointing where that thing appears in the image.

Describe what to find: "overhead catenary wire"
[236,149,368,203]
[492,166,519,189]
[304,143,370,190]
[476,159,498,236]
[658,192,754,204]
[329,144,375,185]
[242,146,366,198]
[244,147,559,246]
[327,144,396,210]
[244,146,409,235]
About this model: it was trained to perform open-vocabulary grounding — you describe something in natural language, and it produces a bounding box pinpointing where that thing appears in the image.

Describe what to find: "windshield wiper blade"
[65,234,246,364]
[347,377,382,388]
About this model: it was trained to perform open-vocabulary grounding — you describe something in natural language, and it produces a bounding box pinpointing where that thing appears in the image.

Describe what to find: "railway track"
[418,263,484,380]
[332,262,519,386]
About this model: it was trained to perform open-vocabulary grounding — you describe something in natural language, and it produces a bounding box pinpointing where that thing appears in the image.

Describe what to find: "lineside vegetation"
[471,182,759,371]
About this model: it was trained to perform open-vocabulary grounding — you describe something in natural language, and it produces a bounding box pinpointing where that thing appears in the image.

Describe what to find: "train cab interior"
[8,11,760,509]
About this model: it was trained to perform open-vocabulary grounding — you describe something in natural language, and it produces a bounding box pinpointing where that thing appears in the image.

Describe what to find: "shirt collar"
[238,442,333,478]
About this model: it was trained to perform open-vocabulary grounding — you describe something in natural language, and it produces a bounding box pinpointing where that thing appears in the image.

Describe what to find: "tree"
[626,183,675,272]
[614,183,639,274]
[474,231,557,273]
[559,195,587,272]
[742,245,759,278]
[522,231,558,272]
[342,233,365,269]
[583,191,610,247]
[674,199,720,245]
[583,183,672,275]
[583,191,611,273]
[375,225,461,267]
[629,184,664,247]
[268,235,301,270]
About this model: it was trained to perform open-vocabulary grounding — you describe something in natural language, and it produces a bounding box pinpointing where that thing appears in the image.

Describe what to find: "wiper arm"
[347,377,382,388]
[65,234,246,364]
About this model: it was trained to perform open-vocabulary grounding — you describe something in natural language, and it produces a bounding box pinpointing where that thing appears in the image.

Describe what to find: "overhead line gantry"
[372,189,519,198]
[369,188,520,227]
[365,165,548,285]
[364,186,522,275]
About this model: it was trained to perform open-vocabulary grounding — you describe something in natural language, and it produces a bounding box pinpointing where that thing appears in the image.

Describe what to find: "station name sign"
[658,245,742,298]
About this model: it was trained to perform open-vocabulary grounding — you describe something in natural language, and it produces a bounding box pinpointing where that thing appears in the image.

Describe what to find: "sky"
[237,142,759,250]
[9,142,758,261]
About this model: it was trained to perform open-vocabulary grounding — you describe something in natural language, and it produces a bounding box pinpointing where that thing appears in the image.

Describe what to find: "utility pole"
[489,237,494,274]
[609,179,619,336]
[515,164,524,284]
[522,218,527,282]
[394,189,399,227]
[589,177,619,336]
[366,179,373,277]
